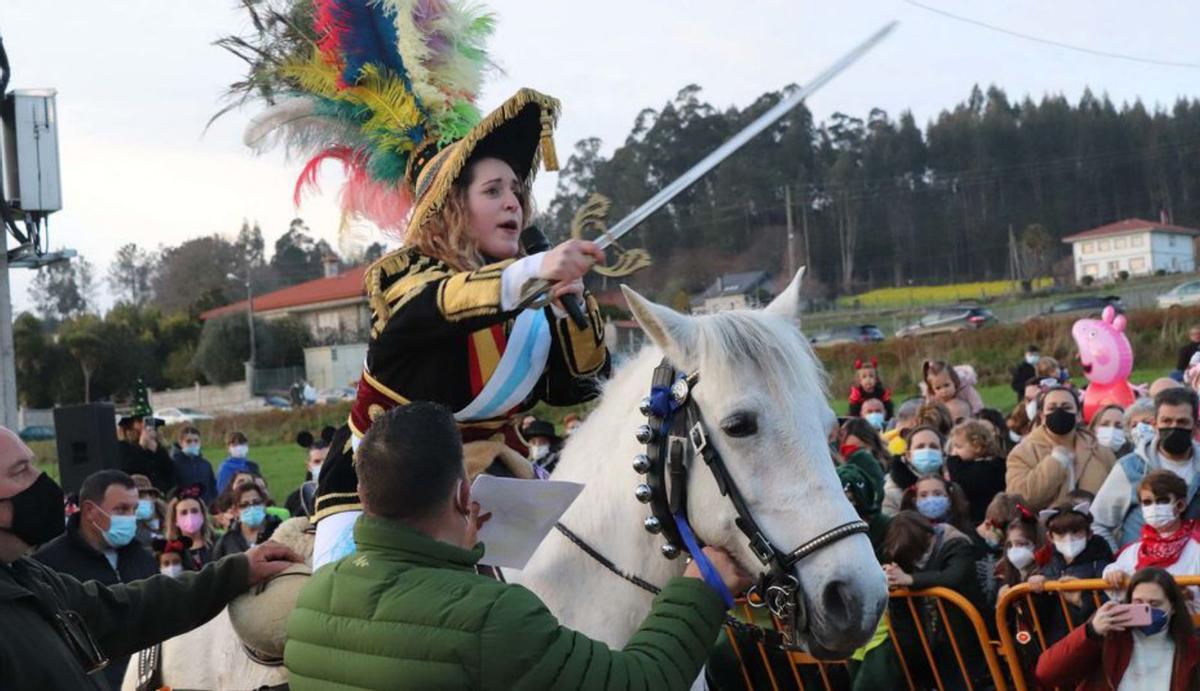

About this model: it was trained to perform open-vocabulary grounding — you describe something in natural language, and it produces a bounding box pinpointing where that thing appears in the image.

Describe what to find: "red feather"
[294,146,413,232]
[294,146,353,206]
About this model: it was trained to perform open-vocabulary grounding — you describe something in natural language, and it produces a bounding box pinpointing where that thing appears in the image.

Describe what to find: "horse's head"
[621,269,887,658]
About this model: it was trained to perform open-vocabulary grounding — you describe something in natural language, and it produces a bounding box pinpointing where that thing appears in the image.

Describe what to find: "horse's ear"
[763,267,805,323]
[621,285,697,365]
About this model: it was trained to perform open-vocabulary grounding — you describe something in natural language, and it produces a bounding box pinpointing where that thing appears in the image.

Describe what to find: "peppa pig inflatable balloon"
[1072,305,1136,423]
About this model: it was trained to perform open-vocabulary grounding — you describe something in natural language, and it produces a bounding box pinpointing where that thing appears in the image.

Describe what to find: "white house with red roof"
[1062,217,1200,283]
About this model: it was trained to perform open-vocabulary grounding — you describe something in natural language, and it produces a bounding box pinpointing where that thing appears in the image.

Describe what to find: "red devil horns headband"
[854,356,879,370]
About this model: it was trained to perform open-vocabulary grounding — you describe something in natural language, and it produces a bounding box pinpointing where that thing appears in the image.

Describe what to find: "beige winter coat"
[1005,425,1116,511]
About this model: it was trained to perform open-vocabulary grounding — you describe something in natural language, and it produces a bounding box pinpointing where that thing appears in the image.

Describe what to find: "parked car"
[316,387,356,404]
[809,324,886,347]
[1157,280,1200,308]
[263,396,293,410]
[18,425,55,441]
[156,407,215,426]
[1027,295,1122,322]
[895,306,997,338]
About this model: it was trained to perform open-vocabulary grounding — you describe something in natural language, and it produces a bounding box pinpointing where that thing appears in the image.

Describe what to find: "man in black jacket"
[0,425,300,690]
[117,415,176,495]
[34,470,159,688]
[1010,345,1040,404]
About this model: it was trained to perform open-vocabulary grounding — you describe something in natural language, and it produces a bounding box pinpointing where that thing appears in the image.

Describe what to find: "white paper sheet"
[470,475,584,569]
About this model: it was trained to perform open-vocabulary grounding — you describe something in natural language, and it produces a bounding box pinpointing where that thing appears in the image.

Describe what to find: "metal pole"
[785,185,795,277]
[0,226,17,430]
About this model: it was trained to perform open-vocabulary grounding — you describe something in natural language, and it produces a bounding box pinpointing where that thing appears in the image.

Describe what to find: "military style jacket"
[316,247,610,521]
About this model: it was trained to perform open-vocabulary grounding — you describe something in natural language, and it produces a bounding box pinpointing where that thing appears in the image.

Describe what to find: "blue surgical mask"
[93,506,138,548]
[310,463,322,484]
[135,499,154,521]
[865,412,886,430]
[183,443,201,457]
[916,495,951,520]
[1025,354,1040,366]
[241,505,266,528]
[1133,422,1156,446]
[1139,607,1171,636]
[910,448,944,475]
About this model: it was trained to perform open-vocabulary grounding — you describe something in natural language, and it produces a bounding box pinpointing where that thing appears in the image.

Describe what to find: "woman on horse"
[228,0,610,566]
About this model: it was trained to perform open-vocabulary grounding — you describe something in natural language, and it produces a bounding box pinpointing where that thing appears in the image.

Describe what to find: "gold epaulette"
[365,247,453,338]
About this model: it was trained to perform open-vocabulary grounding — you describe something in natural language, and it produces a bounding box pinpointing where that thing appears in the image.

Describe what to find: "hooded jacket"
[1091,434,1200,551]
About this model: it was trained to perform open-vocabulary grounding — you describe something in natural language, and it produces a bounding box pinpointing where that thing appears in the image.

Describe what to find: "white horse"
[515,271,888,658]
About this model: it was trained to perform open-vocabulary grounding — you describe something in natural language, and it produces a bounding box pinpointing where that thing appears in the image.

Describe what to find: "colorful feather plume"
[218,0,495,233]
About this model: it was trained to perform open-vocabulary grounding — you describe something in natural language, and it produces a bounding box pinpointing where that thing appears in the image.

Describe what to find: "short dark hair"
[356,402,465,521]
[226,431,248,445]
[1139,469,1188,502]
[1154,387,1198,419]
[79,470,136,506]
[179,425,201,440]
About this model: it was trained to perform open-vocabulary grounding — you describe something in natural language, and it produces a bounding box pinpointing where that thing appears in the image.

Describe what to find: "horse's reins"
[556,359,868,650]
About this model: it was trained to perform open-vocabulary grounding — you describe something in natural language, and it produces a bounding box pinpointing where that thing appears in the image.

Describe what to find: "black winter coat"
[118,441,176,495]
[0,553,248,690]
[33,514,160,688]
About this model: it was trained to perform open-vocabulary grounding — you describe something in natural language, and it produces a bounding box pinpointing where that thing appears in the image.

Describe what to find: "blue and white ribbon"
[455,309,552,422]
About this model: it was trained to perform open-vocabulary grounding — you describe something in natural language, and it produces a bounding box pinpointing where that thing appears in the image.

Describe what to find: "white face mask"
[229,445,249,458]
[1025,400,1038,421]
[1025,354,1040,366]
[1142,503,1178,530]
[1006,545,1035,570]
[310,463,322,483]
[529,445,549,461]
[1008,430,1024,444]
[1095,426,1126,450]
[1053,535,1087,561]
[160,564,183,578]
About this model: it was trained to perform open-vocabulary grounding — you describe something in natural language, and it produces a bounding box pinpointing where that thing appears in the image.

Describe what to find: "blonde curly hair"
[404,158,534,272]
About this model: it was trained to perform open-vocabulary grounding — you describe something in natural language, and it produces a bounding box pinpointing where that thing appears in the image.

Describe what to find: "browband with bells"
[632,359,869,649]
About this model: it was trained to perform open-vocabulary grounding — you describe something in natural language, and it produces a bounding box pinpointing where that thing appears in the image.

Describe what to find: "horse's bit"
[557,359,868,650]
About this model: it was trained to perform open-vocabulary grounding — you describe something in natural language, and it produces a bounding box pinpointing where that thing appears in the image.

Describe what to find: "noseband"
[557,359,867,650]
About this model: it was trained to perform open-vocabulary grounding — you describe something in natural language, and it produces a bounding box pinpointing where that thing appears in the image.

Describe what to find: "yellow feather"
[279,51,340,99]
[346,64,423,135]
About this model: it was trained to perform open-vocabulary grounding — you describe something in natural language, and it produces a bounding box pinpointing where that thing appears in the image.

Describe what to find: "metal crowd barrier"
[725,587,1008,691]
[994,575,1200,691]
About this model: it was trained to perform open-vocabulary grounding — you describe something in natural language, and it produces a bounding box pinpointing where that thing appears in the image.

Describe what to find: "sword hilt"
[520,227,591,329]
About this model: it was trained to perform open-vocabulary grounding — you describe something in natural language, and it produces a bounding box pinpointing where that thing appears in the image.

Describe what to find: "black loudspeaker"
[53,403,120,495]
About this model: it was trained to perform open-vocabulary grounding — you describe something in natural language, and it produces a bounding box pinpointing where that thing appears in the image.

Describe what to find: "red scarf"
[1136,519,1199,570]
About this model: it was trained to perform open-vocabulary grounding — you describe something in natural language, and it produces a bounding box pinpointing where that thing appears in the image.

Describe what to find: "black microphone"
[520,226,590,330]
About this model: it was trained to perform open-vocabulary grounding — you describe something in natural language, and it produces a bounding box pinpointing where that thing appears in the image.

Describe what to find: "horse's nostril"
[821,580,857,625]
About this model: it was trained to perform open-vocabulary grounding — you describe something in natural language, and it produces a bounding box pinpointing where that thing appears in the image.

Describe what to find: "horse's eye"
[720,412,758,438]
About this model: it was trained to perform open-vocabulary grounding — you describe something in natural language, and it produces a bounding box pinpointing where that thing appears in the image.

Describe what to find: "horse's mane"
[692,310,828,402]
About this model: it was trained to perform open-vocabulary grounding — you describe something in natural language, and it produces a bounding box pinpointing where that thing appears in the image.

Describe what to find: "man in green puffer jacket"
[285,402,752,690]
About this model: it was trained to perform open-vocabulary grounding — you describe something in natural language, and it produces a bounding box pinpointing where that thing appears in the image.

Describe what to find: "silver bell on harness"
[634,484,653,503]
[661,543,681,559]
[643,516,662,534]
[634,425,656,444]
[670,378,690,405]
[638,397,654,417]
[631,454,651,474]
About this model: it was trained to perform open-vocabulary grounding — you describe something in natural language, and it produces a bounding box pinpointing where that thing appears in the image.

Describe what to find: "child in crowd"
[848,357,894,419]
[923,360,984,415]
[915,400,954,436]
[901,475,973,536]
[995,514,1052,679]
[838,417,890,490]
[976,408,1016,455]
[152,536,192,578]
[946,419,1008,525]
[216,431,261,495]
[1103,471,1200,610]
[1033,501,1114,642]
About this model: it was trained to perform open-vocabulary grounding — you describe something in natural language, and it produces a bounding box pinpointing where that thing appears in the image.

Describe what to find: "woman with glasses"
[212,482,281,560]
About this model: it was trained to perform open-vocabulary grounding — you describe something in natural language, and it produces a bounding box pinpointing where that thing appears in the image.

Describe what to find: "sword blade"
[597,21,898,250]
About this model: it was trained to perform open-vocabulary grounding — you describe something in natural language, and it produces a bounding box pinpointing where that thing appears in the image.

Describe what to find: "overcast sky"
[3,0,1199,314]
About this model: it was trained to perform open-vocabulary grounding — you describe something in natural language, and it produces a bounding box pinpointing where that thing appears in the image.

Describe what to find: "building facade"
[1062,218,1200,283]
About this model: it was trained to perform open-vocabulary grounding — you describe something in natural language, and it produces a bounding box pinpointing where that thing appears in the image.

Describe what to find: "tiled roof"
[1062,218,1200,243]
[200,265,368,320]
[697,270,771,299]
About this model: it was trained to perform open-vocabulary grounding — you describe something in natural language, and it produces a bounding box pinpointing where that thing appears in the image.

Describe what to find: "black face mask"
[1160,427,1194,457]
[1,473,66,547]
[1044,408,1077,436]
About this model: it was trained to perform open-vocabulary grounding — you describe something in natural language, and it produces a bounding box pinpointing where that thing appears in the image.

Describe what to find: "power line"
[903,0,1200,70]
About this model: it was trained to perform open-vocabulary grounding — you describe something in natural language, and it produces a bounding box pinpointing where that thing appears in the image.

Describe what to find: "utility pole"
[801,191,812,270]
[784,185,795,277]
[0,227,16,430]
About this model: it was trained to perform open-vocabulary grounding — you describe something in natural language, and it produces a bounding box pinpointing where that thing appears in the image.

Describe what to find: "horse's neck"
[517,349,687,647]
